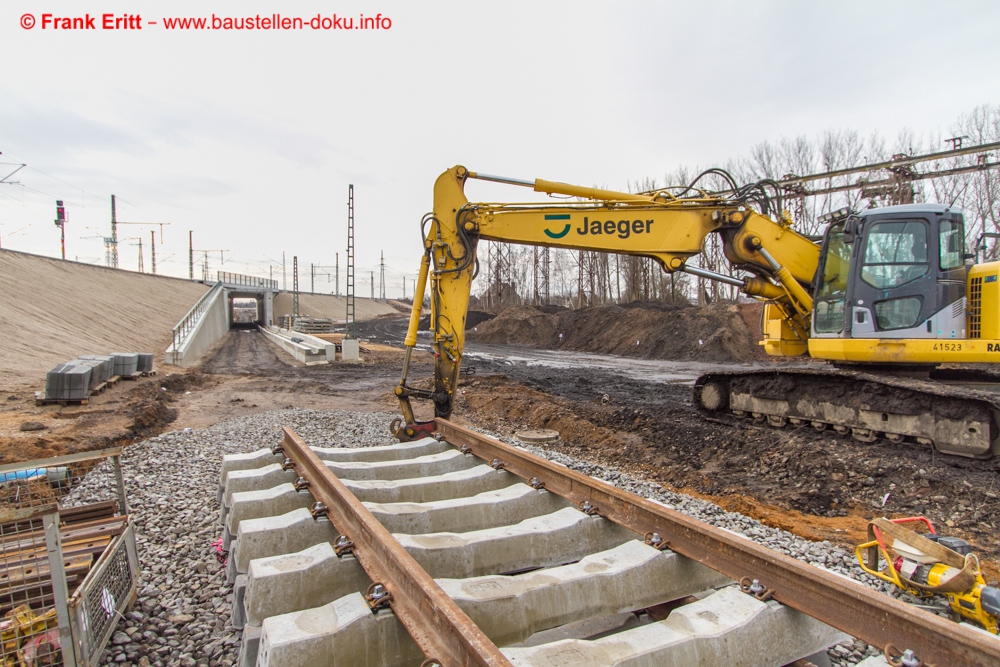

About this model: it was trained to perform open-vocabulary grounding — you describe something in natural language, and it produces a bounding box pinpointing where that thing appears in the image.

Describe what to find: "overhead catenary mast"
[346,184,356,340]
[293,255,300,317]
[110,195,119,268]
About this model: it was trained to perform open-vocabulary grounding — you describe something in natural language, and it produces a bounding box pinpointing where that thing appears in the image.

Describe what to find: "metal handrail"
[171,281,223,352]
[214,271,278,290]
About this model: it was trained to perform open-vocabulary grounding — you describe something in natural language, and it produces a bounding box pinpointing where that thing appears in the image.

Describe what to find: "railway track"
[216,420,1000,667]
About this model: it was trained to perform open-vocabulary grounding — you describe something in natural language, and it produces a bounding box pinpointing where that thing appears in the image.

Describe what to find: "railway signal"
[54,199,67,259]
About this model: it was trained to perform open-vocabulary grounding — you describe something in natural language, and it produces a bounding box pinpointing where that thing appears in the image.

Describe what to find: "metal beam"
[434,419,1000,667]
[790,160,1000,198]
[278,427,511,667]
[776,140,1000,188]
[0,447,123,475]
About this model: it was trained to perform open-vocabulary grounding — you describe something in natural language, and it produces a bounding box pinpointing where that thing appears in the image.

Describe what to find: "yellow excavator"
[393,165,1000,459]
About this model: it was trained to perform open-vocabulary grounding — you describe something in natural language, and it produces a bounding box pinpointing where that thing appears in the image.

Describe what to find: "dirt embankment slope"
[272,292,400,321]
[467,301,768,363]
[0,249,210,389]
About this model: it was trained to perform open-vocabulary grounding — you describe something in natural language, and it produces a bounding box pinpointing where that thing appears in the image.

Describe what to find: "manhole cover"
[514,429,560,443]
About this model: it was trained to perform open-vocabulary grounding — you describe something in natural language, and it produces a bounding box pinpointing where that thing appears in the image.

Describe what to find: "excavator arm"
[393,165,821,440]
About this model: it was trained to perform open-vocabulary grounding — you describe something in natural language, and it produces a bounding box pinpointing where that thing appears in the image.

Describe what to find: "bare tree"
[469,105,1000,307]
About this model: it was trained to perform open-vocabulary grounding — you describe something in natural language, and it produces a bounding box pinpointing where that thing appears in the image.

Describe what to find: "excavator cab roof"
[860,202,958,217]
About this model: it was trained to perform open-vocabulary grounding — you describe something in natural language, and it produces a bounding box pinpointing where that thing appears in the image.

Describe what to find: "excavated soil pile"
[272,292,399,321]
[418,310,495,330]
[468,302,767,363]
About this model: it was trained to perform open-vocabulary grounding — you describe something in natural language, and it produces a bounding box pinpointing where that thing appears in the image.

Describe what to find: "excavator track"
[693,366,1000,459]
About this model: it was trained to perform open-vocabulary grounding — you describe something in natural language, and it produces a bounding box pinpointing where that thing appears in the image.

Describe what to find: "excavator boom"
[394,165,1000,460]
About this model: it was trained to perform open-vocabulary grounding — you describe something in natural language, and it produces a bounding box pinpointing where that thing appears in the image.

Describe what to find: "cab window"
[874,296,922,330]
[814,221,850,333]
[939,219,965,270]
[861,221,928,289]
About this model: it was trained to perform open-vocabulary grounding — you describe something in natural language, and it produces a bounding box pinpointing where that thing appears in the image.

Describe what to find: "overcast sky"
[2,1,999,295]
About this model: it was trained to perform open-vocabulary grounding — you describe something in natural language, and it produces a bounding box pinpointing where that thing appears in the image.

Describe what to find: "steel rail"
[436,418,1000,667]
[279,427,511,667]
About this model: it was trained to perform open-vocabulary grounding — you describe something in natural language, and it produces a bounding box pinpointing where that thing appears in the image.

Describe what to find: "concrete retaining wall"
[259,327,334,365]
[164,287,230,367]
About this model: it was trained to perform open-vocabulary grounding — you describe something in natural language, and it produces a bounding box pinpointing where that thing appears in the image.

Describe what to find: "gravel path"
[76,408,396,667]
[79,408,937,667]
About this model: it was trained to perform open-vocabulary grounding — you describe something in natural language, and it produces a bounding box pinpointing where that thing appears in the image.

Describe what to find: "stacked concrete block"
[44,363,93,400]
[80,355,115,382]
[77,360,105,390]
[136,353,154,373]
[110,353,139,377]
[44,364,71,399]
[42,351,153,400]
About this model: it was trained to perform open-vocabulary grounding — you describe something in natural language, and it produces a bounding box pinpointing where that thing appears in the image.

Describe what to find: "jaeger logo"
[543,214,571,238]
[544,214,655,240]
[578,217,653,239]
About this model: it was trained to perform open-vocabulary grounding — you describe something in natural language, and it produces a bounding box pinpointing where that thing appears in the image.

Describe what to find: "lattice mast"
[346,184,356,339]
[110,195,119,268]
[293,255,300,317]
[380,251,386,301]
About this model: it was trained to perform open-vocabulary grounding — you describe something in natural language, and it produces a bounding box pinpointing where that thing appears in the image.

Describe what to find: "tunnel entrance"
[230,295,263,329]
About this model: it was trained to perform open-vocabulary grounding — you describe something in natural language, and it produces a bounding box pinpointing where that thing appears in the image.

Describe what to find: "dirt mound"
[272,292,398,321]
[468,306,560,344]
[419,310,496,331]
[468,302,767,363]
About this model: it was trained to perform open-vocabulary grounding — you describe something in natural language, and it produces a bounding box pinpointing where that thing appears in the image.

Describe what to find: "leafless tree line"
[472,104,1000,311]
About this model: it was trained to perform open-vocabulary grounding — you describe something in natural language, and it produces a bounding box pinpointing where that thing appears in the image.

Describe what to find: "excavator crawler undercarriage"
[694,367,1000,459]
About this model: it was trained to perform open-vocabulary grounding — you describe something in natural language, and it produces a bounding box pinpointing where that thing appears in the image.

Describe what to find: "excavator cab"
[812,204,967,340]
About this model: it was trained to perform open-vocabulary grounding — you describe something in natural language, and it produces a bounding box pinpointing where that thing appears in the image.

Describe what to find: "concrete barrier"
[259,326,332,364]
[341,338,360,362]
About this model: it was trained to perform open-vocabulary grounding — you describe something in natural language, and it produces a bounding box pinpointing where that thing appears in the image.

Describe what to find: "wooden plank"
[0,503,58,526]
[0,448,123,475]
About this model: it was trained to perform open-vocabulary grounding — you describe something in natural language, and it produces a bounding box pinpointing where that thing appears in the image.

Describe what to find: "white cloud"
[1,0,998,288]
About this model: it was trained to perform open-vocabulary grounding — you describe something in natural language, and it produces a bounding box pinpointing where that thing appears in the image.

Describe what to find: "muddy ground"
[0,331,407,463]
[3,318,999,583]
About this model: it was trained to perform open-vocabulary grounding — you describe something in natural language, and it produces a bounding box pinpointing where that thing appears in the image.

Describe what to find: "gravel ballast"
[79,408,939,666]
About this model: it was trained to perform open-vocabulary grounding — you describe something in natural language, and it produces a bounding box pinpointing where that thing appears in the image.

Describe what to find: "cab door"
[812,220,852,338]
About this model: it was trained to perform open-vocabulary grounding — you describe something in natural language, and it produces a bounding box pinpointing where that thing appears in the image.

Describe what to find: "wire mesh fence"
[1,504,68,666]
[0,449,137,667]
[0,449,127,515]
